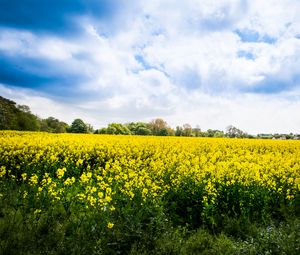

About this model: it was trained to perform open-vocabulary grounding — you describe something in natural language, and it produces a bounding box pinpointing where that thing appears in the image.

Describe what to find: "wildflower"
[142,188,148,198]
[21,173,27,181]
[77,193,85,200]
[80,172,92,183]
[64,177,75,186]
[105,196,112,203]
[56,167,66,179]
[29,174,38,185]
[107,222,114,229]
[0,166,6,178]
[76,159,84,166]
[98,191,104,198]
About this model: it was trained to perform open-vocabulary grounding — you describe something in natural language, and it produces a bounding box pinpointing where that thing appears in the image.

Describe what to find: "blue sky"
[1,0,300,133]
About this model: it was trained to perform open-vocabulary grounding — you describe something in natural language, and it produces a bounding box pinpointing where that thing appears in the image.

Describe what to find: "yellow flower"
[142,188,148,198]
[0,166,6,178]
[87,195,96,206]
[80,172,92,183]
[29,174,38,185]
[90,186,97,193]
[105,196,112,203]
[106,187,112,194]
[56,167,66,179]
[107,222,114,229]
[76,159,84,166]
[98,191,104,198]
[77,193,85,200]
[64,177,75,186]
[21,173,27,181]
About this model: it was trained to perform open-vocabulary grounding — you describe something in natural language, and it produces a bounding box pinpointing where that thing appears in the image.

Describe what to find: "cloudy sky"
[1,0,300,134]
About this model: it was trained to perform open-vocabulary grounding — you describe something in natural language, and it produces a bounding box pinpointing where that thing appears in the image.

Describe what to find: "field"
[0,131,299,254]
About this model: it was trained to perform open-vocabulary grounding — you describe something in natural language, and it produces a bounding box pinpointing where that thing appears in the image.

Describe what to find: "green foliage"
[226,125,247,138]
[1,177,298,254]
[40,117,69,133]
[0,96,40,131]
[2,96,299,139]
[149,118,169,136]
[213,131,224,138]
[126,122,152,135]
[130,218,300,255]
[106,123,131,135]
[182,123,193,136]
[69,118,88,133]
[97,127,108,134]
[175,126,183,136]
[0,96,70,133]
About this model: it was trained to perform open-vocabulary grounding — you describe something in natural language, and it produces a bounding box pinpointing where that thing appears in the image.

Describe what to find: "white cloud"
[236,0,300,38]
[1,0,300,133]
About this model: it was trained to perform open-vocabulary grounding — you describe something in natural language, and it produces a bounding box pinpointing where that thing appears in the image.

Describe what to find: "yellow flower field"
[1,131,299,204]
[0,131,299,253]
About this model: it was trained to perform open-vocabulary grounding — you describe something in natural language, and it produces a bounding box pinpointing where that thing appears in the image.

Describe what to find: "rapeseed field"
[0,131,299,254]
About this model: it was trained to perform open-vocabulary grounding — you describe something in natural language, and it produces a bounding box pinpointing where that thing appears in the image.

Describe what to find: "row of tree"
[0,96,40,131]
[0,96,90,133]
[1,96,251,137]
[7,95,297,139]
[94,119,252,138]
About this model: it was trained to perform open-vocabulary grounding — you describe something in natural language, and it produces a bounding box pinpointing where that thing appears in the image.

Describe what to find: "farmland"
[0,131,299,254]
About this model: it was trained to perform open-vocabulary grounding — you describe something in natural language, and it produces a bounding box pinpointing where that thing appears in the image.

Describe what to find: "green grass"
[0,184,299,254]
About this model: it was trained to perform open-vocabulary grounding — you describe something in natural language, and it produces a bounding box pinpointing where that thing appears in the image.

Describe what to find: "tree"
[126,122,151,135]
[175,126,183,136]
[159,128,169,136]
[17,105,31,113]
[106,125,117,134]
[106,123,130,135]
[86,123,94,134]
[213,131,224,138]
[0,96,19,130]
[136,126,151,135]
[226,125,245,138]
[166,127,175,136]
[0,96,39,131]
[69,119,88,133]
[193,126,202,137]
[97,128,107,134]
[17,111,40,131]
[182,124,193,136]
[149,118,169,136]
[40,117,69,133]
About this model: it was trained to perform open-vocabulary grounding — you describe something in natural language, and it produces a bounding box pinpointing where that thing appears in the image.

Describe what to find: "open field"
[0,131,299,254]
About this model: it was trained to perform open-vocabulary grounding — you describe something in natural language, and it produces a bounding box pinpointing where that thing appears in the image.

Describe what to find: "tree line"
[0,96,68,132]
[94,120,251,138]
[1,96,299,139]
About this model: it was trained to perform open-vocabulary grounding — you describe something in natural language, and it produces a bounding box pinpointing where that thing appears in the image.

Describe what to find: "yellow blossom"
[107,222,114,229]
[56,167,66,179]
[29,174,38,185]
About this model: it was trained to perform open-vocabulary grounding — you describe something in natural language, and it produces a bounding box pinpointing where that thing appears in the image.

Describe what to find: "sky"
[1,0,300,134]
